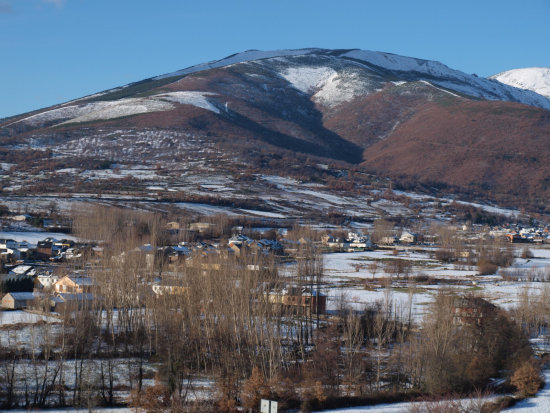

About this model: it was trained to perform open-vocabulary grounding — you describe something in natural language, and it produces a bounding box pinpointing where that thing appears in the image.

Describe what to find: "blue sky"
[1,0,549,118]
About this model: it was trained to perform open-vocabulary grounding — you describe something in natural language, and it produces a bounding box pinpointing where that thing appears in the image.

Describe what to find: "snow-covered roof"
[9,265,33,275]
[5,292,40,301]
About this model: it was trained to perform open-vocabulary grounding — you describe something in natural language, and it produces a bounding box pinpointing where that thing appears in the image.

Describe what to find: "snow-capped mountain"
[490,67,550,99]
[2,48,550,213]
[4,48,550,130]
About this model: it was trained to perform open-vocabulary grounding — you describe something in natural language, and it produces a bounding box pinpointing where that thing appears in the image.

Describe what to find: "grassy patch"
[466,285,483,291]
[393,287,428,294]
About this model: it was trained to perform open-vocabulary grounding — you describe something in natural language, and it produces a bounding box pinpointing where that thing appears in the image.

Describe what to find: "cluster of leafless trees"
[0,207,541,412]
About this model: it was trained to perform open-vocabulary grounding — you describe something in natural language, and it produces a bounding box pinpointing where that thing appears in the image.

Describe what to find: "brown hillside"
[360,100,550,211]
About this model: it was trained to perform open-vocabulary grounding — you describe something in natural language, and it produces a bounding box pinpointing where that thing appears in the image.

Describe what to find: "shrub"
[435,249,455,263]
[241,367,270,410]
[520,247,534,259]
[477,259,498,275]
[127,383,171,413]
[510,361,543,397]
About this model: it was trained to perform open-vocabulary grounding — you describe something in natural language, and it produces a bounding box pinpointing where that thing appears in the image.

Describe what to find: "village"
[2,207,550,314]
[1,204,550,412]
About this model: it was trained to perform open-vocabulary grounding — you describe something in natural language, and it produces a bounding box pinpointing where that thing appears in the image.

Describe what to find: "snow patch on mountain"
[10,105,99,127]
[154,48,321,80]
[314,71,372,107]
[343,50,453,77]
[14,91,221,126]
[281,67,336,93]
[341,50,550,110]
[490,67,550,99]
[281,66,375,107]
[59,99,174,124]
[155,91,220,113]
[418,80,461,97]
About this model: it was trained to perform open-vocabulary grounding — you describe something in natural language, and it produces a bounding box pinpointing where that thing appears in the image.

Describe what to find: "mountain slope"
[491,67,550,99]
[2,48,550,213]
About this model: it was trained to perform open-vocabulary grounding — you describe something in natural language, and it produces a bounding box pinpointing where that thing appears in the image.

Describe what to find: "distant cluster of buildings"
[321,230,419,250]
[1,274,95,312]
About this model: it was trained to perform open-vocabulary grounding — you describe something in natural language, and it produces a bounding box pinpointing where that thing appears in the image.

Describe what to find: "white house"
[400,231,418,244]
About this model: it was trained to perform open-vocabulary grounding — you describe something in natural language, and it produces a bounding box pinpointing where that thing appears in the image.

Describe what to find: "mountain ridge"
[2,48,550,214]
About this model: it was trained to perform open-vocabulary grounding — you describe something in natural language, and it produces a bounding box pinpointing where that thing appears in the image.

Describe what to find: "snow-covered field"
[318,246,550,322]
[0,231,77,243]
[313,395,499,413]
[0,310,60,325]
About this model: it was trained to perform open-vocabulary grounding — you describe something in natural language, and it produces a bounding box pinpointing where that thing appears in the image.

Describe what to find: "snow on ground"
[324,250,434,279]
[0,311,60,325]
[313,395,498,413]
[320,246,550,322]
[326,286,433,322]
[313,401,415,412]
[175,202,240,216]
[0,231,78,243]
[504,370,550,412]
[452,200,520,218]
[260,174,301,187]
[238,209,288,218]
[391,190,520,218]
[371,199,411,215]
[80,168,161,180]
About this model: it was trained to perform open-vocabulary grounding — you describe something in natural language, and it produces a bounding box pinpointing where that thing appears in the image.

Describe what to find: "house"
[52,239,75,256]
[92,246,104,257]
[37,238,57,258]
[1,292,40,309]
[0,247,15,262]
[53,293,95,312]
[505,233,530,243]
[228,234,254,246]
[452,296,497,326]
[54,275,95,294]
[10,214,31,222]
[228,242,249,257]
[379,236,398,245]
[165,221,181,235]
[322,234,349,251]
[152,284,187,296]
[189,222,212,233]
[165,245,191,264]
[166,221,181,231]
[400,231,418,244]
[267,287,326,315]
[34,274,59,291]
[0,239,18,250]
[348,232,373,251]
[249,239,284,255]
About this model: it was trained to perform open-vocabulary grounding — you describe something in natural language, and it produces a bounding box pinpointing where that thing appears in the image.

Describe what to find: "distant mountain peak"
[490,67,550,99]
